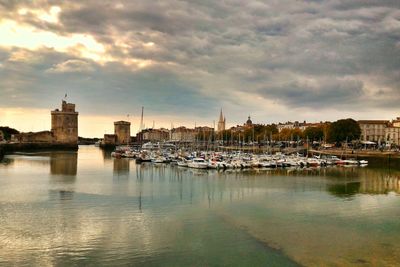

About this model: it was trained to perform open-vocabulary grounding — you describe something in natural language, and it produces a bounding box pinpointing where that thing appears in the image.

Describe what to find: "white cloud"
[46,59,94,73]
[0,19,105,61]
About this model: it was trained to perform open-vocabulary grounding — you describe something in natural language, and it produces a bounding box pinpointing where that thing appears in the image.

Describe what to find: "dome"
[246,116,252,125]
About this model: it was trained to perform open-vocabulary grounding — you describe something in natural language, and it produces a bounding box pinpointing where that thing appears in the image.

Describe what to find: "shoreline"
[309,149,400,159]
[0,143,78,157]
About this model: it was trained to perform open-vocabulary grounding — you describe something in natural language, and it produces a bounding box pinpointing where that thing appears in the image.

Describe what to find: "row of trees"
[195,118,361,144]
[195,124,279,143]
[273,119,361,143]
[303,119,361,143]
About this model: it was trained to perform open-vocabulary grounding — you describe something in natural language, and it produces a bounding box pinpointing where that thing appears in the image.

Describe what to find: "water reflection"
[102,148,112,162]
[0,157,13,165]
[327,182,361,198]
[113,158,130,180]
[50,152,78,176]
[1,147,400,266]
[48,189,74,201]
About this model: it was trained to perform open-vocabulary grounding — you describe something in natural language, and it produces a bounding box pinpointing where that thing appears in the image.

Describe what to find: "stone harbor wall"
[0,143,78,154]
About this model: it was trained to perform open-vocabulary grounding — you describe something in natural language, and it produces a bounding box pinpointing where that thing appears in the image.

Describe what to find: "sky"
[0,0,399,137]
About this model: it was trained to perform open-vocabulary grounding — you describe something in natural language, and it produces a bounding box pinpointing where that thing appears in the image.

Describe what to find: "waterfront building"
[217,109,226,132]
[195,126,214,134]
[137,128,169,142]
[277,121,302,132]
[277,122,292,132]
[114,121,131,145]
[358,120,390,143]
[103,134,117,146]
[277,120,327,133]
[230,125,245,133]
[100,121,132,147]
[392,117,400,127]
[170,126,196,142]
[385,125,400,146]
[51,100,79,144]
[385,118,400,145]
[195,126,215,141]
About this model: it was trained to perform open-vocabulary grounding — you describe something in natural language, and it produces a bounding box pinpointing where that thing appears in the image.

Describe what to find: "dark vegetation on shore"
[0,126,19,140]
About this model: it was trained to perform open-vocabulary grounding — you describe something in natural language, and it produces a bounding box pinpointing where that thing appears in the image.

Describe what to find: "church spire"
[217,108,226,132]
[219,108,224,122]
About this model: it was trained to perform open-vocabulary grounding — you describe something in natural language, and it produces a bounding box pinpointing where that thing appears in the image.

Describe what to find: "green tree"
[303,126,324,141]
[327,118,361,143]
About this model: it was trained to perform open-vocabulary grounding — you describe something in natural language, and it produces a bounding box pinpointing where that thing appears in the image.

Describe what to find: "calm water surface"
[1,146,400,266]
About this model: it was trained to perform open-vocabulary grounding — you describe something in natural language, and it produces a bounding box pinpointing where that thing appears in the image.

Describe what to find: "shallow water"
[1,146,400,266]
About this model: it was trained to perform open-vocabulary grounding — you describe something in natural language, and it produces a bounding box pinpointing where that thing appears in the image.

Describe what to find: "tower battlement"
[61,100,76,112]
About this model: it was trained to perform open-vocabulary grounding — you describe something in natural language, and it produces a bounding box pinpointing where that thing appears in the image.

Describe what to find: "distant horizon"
[1,101,399,139]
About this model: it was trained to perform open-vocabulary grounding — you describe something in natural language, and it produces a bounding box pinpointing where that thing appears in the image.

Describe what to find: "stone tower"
[217,109,226,132]
[51,100,79,144]
[114,121,131,145]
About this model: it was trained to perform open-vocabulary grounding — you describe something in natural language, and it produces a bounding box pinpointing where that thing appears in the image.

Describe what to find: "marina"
[110,143,370,170]
[1,146,399,266]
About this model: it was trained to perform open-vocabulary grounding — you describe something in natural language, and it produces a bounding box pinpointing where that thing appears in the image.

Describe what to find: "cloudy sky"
[0,0,399,137]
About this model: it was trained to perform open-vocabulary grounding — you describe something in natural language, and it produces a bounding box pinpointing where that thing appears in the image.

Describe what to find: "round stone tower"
[51,100,79,144]
[114,121,131,145]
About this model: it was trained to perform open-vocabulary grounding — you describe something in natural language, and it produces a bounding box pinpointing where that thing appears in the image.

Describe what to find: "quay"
[309,149,400,159]
[0,143,78,154]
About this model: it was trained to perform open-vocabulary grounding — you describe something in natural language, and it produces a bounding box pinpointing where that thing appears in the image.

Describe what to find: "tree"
[303,126,324,141]
[0,126,19,140]
[274,128,303,141]
[327,119,361,143]
[241,124,279,143]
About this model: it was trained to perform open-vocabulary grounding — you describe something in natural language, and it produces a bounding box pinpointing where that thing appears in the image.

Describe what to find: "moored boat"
[188,158,208,169]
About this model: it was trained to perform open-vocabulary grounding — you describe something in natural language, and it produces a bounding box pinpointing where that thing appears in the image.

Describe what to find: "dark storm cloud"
[0,48,216,116]
[0,0,399,120]
[259,78,365,108]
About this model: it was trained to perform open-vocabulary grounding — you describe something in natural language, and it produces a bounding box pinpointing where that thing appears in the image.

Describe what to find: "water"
[1,146,400,266]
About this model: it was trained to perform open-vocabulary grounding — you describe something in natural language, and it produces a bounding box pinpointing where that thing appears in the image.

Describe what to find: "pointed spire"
[139,106,144,132]
[219,108,224,122]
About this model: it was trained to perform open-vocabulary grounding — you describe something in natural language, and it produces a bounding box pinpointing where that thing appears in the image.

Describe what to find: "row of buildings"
[3,101,400,147]
[276,121,327,132]
[101,108,400,146]
[358,119,400,145]
[275,118,400,145]
[102,124,216,146]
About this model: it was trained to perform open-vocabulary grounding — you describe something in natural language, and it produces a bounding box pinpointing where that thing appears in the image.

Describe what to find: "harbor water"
[1,146,400,266]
